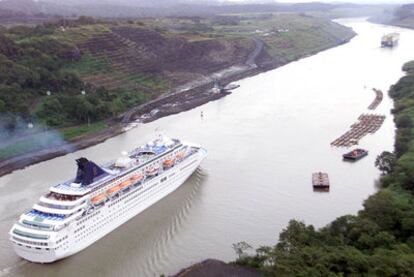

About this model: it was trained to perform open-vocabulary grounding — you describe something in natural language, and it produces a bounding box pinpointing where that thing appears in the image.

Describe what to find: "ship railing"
[45,191,83,202]
[18,221,53,231]
[12,228,50,240]
[78,147,199,213]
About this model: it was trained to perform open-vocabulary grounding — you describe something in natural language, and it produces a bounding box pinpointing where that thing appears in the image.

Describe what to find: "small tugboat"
[312,172,329,191]
[343,148,368,161]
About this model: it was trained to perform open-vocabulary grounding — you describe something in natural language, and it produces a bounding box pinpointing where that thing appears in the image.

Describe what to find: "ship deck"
[50,138,182,196]
[25,210,66,221]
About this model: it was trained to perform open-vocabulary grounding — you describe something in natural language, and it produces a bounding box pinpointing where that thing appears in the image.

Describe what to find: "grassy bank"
[233,61,414,276]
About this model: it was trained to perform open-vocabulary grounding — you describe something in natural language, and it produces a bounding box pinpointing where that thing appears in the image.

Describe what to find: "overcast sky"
[222,0,412,3]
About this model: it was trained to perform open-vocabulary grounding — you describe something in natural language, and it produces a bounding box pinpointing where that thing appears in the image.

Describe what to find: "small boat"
[343,148,368,161]
[312,172,329,191]
[176,152,184,160]
[145,166,159,177]
[130,173,143,182]
[163,158,175,169]
[91,194,107,205]
[119,180,132,192]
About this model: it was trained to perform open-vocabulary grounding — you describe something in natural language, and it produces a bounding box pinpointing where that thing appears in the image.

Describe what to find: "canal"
[1,18,414,276]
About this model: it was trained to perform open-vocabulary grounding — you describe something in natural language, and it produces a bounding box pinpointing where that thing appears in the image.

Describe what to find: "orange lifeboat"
[163,159,175,169]
[107,185,121,196]
[119,180,132,191]
[130,173,143,182]
[176,152,184,159]
[91,193,107,205]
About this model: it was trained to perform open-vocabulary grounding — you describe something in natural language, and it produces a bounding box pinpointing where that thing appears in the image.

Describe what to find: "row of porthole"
[77,210,101,226]
[74,179,176,244]
[78,168,180,236]
[75,170,183,244]
[74,225,86,234]
[13,236,48,246]
[15,242,50,251]
[75,204,128,243]
[126,168,183,208]
[107,181,152,208]
[56,235,68,245]
[55,240,68,250]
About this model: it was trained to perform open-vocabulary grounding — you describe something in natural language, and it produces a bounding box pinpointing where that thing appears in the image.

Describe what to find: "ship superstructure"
[381,32,399,48]
[9,136,207,263]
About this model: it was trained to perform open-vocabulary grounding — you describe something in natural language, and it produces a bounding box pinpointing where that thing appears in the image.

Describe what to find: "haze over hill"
[0,0,400,18]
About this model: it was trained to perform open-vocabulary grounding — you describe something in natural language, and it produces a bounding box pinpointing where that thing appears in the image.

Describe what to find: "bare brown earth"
[76,26,254,94]
[171,259,261,277]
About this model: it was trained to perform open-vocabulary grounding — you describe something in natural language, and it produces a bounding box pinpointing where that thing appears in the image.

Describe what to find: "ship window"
[13,236,48,246]
[22,220,52,230]
[38,202,77,210]
[13,229,49,240]
[46,192,81,202]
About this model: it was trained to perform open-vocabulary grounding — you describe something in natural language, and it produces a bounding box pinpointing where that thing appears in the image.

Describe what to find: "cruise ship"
[9,136,207,263]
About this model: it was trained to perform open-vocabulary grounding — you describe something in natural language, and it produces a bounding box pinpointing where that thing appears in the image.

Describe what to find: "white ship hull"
[11,146,206,263]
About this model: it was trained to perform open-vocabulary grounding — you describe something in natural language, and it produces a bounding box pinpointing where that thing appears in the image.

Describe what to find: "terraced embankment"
[65,24,253,96]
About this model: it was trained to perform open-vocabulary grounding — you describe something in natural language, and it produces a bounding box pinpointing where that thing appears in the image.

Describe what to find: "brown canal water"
[1,19,414,276]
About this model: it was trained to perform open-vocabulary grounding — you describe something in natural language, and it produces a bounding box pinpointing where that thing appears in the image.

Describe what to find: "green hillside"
[0,14,354,161]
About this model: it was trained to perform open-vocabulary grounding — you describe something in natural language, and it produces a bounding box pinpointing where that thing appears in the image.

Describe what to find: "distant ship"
[381,32,399,48]
[9,136,207,263]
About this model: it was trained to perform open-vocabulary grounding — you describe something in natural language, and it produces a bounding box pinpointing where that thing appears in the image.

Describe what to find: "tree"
[0,99,5,113]
[277,220,317,251]
[375,151,396,175]
[232,241,252,259]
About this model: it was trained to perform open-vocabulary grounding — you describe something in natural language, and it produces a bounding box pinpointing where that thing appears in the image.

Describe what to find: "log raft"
[331,114,386,147]
[368,88,383,110]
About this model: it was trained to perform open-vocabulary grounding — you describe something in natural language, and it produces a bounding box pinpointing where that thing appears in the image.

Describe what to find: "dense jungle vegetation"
[0,17,147,134]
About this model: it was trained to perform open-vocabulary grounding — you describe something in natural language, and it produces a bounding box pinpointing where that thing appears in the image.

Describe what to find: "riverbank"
[171,259,260,277]
[0,29,354,177]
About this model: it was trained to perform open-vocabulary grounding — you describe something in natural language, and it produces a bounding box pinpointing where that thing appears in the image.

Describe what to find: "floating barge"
[368,88,383,110]
[331,114,386,147]
[312,172,329,190]
[343,148,368,161]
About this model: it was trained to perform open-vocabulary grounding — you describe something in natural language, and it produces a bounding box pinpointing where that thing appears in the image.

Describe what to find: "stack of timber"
[331,114,386,147]
[368,88,383,110]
